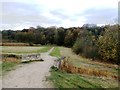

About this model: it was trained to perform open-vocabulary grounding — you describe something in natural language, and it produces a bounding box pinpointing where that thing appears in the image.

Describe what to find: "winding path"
[2,47,57,88]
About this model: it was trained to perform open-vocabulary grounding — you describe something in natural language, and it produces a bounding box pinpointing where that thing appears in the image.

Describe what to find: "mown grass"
[2,46,52,54]
[49,67,118,88]
[50,47,61,57]
[38,47,51,53]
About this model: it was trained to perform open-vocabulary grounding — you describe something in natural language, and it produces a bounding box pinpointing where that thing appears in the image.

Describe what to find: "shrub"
[73,30,99,59]
[97,25,118,64]
[29,42,34,46]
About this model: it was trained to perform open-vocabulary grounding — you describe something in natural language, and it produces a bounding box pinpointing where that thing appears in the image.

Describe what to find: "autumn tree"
[97,25,118,63]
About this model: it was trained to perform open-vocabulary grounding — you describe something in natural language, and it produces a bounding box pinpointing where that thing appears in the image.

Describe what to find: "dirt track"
[2,47,57,88]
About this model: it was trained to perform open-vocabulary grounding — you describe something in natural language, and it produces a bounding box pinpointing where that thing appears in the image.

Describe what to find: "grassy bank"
[50,47,61,57]
[59,47,118,76]
[49,67,118,88]
[49,47,119,88]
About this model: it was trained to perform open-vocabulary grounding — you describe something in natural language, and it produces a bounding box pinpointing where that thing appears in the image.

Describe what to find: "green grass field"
[50,47,61,57]
[38,46,51,53]
[2,46,51,54]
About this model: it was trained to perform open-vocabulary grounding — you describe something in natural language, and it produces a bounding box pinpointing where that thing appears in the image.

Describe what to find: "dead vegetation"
[59,57,118,80]
[1,43,29,46]
[2,57,20,63]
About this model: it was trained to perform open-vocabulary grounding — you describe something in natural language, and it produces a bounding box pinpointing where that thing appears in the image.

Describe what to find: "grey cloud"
[2,2,61,27]
[118,2,120,24]
[50,10,80,23]
[50,10,69,19]
[2,2,41,15]
[3,13,61,24]
[81,8,117,24]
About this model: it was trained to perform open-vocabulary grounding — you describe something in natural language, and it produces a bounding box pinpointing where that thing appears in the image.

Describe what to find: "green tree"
[73,30,99,59]
[54,27,65,45]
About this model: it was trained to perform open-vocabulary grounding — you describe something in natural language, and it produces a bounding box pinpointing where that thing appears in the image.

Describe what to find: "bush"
[73,30,99,59]
[73,38,83,54]
[97,25,118,64]
[29,42,34,46]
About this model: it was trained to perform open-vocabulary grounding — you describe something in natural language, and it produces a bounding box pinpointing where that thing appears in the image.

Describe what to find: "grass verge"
[59,58,118,79]
[37,47,52,53]
[50,47,61,57]
[1,61,18,75]
[49,67,118,88]
[1,57,20,76]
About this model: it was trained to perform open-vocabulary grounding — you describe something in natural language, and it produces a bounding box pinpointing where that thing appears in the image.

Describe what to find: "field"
[1,46,119,88]
[2,46,51,54]
[1,46,52,75]
[50,47,61,57]
[49,47,119,88]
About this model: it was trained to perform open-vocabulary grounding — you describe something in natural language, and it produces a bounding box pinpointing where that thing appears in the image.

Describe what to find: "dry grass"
[59,57,118,80]
[1,43,29,46]
[2,57,20,63]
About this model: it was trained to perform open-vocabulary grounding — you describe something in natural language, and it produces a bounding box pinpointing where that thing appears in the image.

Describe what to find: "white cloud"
[1,0,119,30]
[57,16,86,28]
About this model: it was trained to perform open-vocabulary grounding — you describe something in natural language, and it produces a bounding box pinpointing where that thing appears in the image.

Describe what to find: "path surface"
[2,47,57,88]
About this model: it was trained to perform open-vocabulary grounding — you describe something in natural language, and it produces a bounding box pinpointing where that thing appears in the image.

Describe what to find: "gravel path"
[2,47,57,88]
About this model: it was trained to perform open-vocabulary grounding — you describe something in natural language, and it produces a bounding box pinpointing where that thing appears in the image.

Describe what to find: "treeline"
[73,25,119,64]
[1,24,119,64]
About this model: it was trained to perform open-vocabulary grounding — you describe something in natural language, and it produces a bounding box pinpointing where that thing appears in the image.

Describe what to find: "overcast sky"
[0,0,119,30]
